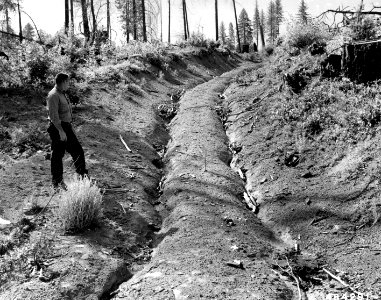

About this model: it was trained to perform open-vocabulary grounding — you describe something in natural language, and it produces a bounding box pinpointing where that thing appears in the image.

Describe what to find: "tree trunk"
[126,0,130,42]
[65,0,69,35]
[90,0,96,36]
[168,0,171,43]
[80,0,90,41]
[70,0,74,33]
[142,0,147,41]
[256,26,259,47]
[232,0,241,52]
[17,0,23,42]
[133,0,137,40]
[182,0,187,40]
[107,0,111,41]
[215,0,218,41]
[160,0,163,42]
[260,22,265,49]
[343,41,381,83]
[184,1,189,38]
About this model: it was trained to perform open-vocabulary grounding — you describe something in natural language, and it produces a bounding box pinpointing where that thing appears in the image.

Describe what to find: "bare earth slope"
[115,64,294,300]
[0,50,245,300]
[223,56,381,298]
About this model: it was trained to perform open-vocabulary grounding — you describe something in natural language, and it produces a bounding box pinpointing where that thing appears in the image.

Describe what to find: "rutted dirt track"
[114,65,293,299]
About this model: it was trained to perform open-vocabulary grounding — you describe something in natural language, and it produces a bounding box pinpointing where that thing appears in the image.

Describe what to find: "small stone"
[226,260,244,269]
[260,177,267,184]
[0,217,11,229]
[305,198,311,205]
[301,171,314,178]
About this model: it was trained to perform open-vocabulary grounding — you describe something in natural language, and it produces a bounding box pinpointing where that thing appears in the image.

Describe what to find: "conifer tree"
[238,8,253,44]
[298,0,308,24]
[253,0,260,46]
[275,0,283,37]
[228,22,235,50]
[266,1,276,43]
[23,22,35,39]
[219,21,226,44]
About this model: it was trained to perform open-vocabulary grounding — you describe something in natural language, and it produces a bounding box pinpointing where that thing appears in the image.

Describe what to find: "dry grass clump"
[56,176,103,233]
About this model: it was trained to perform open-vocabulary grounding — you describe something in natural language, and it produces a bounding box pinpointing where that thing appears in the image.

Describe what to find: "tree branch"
[21,10,44,44]
[318,9,381,17]
[0,30,45,45]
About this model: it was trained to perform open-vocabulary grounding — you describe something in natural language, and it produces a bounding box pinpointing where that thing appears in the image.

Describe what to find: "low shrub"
[285,20,330,49]
[345,16,379,41]
[56,176,103,233]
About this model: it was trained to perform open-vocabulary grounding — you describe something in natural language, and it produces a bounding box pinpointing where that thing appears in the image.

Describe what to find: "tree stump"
[343,40,381,83]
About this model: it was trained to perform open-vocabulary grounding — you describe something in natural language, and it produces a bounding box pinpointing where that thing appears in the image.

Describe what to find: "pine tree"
[0,0,17,33]
[219,21,226,44]
[275,0,283,37]
[266,1,276,43]
[298,0,308,24]
[23,22,35,39]
[228,22,235,50]
[238,8,253,45]
[253,0,260,47]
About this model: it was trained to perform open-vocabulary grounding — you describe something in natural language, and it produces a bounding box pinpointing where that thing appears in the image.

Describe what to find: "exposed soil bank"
[114,64,297,300]
[0,50,242,300]
[222,59,381,298]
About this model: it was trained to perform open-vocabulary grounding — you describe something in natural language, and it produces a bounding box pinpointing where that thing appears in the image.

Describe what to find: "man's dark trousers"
[48,122,87,185]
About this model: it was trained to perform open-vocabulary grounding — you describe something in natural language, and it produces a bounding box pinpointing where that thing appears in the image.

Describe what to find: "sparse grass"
[56,176,103,233]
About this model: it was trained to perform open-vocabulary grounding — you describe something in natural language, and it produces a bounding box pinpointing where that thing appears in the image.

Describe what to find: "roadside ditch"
[111,63,299,300]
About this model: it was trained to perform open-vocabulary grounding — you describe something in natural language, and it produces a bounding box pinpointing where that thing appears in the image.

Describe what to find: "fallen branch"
[243,191,258,213]
[323,268,361,295]
[323,268,350,286]
[119,134,132,152]
[0,30,45,45]
[285,257,302,300]
[317,9,381,17]
[103,188,131,193]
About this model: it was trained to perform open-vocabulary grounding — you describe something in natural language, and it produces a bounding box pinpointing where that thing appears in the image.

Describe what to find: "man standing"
[47,73,88,190]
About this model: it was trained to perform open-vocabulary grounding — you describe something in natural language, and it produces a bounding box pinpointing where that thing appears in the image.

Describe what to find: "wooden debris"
[285,257,303,300]
[243,192,258,213]
[323,268,350,288]
[119,135,132,152]
[237,168,245,180]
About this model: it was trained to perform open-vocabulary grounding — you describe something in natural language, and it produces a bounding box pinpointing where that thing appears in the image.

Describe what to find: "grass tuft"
[56,176,103,233]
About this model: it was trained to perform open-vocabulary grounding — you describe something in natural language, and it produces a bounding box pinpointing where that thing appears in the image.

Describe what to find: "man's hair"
[55,73,69,85]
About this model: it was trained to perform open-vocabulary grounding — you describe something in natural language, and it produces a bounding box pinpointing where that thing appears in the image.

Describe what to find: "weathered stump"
[343,40,381,83]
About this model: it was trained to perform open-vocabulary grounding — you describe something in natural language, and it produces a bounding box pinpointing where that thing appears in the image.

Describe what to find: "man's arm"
[47,94,67,141]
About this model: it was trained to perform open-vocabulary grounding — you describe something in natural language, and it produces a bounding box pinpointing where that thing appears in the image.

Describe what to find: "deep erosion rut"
[114,65,295,300]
